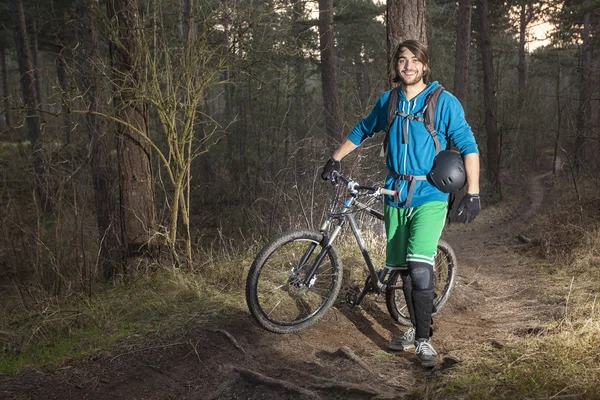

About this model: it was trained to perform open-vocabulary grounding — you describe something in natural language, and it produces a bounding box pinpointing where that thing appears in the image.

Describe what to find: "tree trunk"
[517,2,533,109]
[574,10,591,176]
[11,0,52,211]
[476,0,500,196]
[291,0,306,149]
[453,0,472,106]
[182,0,194,45]
[553,60,562,175]
[107,0,156,260]
[55,50,72,145]
[0,46,10,129]
[386,0,427,87]
[76,0,123,280]
[447,0,472,223]
[182,0,195,264]
[30,17,42,107]
[318,0,343,145]
[221,0,237,177]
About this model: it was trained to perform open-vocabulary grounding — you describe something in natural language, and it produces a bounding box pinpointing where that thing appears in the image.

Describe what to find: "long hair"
[392,40,431,84]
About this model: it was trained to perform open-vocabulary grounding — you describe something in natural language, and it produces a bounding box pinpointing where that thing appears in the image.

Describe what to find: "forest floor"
[0,172,563,400]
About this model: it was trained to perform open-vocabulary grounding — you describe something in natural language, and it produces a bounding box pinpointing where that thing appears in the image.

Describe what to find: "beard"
[401,70,424,86]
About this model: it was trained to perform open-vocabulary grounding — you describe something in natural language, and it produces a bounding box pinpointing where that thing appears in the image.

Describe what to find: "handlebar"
[331,172,396,197]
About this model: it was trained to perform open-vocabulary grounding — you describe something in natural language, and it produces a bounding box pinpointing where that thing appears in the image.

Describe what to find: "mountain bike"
[245,172,457,334]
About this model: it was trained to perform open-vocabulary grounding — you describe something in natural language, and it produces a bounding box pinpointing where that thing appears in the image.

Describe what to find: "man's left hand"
[457,194,481,224]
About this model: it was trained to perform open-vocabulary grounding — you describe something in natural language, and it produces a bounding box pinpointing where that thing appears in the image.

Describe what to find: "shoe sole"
[420,360,438,368]
[387,343,415,351]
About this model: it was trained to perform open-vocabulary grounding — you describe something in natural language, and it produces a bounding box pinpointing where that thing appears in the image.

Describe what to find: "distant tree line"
[0,0,597,291]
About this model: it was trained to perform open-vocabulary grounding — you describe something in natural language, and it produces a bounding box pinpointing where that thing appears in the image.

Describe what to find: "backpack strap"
[381,87,400,157]
[424,86,445,155]
[381,86,445,157]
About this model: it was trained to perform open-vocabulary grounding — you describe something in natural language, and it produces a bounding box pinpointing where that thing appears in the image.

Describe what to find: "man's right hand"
[321,157,341,181]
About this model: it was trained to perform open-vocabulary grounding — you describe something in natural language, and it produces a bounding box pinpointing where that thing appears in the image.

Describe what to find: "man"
[320,39,481,367]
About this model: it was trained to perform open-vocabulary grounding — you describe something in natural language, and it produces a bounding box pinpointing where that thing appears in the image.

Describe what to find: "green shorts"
[384,201,447,269]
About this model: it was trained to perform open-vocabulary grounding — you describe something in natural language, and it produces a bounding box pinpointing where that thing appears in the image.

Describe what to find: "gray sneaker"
[415,339,439,367]
[388,327,416,351]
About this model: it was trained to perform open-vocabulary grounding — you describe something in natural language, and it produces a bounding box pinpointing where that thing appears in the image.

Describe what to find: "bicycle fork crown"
[288,270,316,288]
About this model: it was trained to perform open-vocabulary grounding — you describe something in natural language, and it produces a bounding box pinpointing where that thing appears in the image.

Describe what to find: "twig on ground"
[188,339,215,377]
[517,234,532,244]
[564,276,575,319]
[213,329,248,355]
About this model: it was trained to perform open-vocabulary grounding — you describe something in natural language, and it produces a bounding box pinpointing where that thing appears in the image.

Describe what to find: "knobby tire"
[245,230,342,334]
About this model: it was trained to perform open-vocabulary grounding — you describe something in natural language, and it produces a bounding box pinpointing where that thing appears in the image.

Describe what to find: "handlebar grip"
[332,171,348,185]
[356,185,377,192]
[380,188,397,196]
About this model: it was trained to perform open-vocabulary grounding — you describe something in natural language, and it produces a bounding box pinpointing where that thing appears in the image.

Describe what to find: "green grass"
[416,176,600,399]
[0,266,248,374]
[426,316,600,399]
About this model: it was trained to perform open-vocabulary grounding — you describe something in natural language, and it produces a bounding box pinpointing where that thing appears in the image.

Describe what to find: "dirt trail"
[0,174,560,400]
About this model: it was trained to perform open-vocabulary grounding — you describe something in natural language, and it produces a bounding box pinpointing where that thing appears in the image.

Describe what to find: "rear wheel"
[245,230,342,334]
[385,239,457,326]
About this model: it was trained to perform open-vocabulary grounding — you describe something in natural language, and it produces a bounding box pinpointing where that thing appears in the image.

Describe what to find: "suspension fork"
[301,198,353,286]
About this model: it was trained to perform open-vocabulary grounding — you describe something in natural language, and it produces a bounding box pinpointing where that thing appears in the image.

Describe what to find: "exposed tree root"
[212,329,248,356]
[232,366,322,399]
[309,381,396,398]
[332,346,373,374]
[276,365,402,397]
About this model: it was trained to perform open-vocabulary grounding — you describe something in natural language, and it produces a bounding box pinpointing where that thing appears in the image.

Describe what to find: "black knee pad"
[408,261,434,290]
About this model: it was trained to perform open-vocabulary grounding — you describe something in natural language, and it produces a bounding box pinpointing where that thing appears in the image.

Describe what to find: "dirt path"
[0,174,560,400]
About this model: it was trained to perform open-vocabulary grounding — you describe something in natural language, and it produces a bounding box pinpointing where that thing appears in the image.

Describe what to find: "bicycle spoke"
[252,238,336,326]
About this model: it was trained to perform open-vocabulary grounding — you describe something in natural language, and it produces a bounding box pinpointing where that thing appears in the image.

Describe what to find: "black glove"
[320,157,341,181]
[457,193,481,224]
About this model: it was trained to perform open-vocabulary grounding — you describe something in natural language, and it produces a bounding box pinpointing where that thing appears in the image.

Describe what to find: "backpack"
[381,85,445,157]
[381,85,466,220]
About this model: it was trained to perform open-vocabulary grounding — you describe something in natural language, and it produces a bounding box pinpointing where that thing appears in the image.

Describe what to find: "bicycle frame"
[301,182,391,299]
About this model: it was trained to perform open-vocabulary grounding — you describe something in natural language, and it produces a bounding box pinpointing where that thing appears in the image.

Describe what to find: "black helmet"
[427,150,466,193]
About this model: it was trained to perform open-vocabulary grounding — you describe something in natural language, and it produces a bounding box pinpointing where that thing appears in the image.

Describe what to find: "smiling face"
[397,47,427,86]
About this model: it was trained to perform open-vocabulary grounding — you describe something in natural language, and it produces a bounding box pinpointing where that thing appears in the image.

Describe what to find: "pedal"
[345,288,358,307]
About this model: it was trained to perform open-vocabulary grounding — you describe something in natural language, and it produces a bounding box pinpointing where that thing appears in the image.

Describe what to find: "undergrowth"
[0,212,387,375]
[420,174,600,399]
[0,248,255,374]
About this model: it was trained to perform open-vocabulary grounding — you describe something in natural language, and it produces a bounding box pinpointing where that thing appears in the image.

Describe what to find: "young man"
[321,40,481,367]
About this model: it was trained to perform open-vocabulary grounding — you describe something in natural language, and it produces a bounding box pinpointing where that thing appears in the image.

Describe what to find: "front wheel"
[245,230,343,334]
[385,239,457,326]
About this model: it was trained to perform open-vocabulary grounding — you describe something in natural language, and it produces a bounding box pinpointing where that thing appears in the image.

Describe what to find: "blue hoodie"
[347,81,479,209]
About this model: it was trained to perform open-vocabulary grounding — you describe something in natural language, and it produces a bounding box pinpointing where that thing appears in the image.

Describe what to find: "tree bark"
[574,10,591,176]
[220,0,236,176]
[517,2,533,109]
[182,0,194,45]
[476,0,500,195]
[11,0,52,211]
[318,0,343,145]
[447,0,472,223]
[0,46,10,129]
[30,17,42,107]
[55,50,72,145]
[386,0,427,87]
[453,0,472,106]
[107,0,156,260]
[291,0,306,149]
[76,0,123,280]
